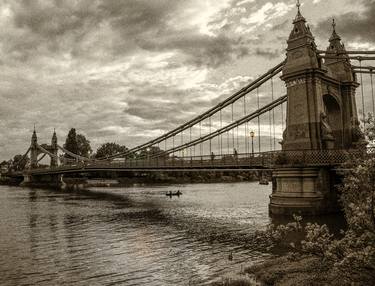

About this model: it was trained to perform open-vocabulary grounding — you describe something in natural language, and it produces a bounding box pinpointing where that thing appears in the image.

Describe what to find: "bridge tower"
[50,129,58,167]
[30,127,39,169]
[269,3,363,215]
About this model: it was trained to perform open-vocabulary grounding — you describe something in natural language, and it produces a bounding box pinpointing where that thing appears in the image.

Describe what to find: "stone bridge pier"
[21,173,66,189]
[269,7,364,215]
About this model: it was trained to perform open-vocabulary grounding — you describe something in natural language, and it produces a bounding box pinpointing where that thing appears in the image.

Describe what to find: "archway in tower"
[323,94,343,148]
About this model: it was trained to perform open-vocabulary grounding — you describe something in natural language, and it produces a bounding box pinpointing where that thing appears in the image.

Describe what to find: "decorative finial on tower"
[294,0,305,22]
[329,18,341,42]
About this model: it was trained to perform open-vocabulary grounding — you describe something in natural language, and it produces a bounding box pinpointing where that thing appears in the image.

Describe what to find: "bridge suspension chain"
[37,153,47,163]
[56,145,89,161]
[149,95,287,159]
[11,147,31,169]
[97,61,285,160]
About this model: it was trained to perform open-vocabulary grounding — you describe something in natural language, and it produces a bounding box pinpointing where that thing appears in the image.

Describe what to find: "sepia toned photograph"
[0,0,374,285]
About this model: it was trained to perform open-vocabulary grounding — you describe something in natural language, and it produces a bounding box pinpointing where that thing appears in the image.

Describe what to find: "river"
[0,182,337,285]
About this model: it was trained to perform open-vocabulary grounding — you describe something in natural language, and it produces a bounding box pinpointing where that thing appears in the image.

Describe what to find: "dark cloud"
[0,0,357,159]
[3,0,247,68]
[271,19,289,31]
[254,48,282,59]
[315,0,375,43]
[138,32,249,68]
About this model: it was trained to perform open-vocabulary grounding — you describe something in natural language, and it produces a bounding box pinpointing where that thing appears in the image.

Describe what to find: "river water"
[0,182,281,285]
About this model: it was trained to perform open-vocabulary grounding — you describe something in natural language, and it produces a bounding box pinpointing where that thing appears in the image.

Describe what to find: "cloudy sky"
[0,0,374,159]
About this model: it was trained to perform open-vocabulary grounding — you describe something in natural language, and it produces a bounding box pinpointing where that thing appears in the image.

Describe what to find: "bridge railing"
[26,147,375,174]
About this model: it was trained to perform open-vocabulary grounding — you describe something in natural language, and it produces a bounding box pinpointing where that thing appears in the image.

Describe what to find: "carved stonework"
[286,78,306,88]
[320,112,335,149]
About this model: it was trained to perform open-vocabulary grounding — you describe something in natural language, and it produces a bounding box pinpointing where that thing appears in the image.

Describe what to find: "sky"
[0,0,374,159]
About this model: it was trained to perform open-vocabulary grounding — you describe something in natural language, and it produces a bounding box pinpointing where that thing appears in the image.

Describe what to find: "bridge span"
[8,4,375,216]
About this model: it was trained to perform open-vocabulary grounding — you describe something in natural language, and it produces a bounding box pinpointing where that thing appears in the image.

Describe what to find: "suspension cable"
[209,116,212,155]
[371,69,375,115]
[220,109,223,156]
[257,87,261,152]
[269,110,272,151]
[227,131,230,154]
[181,130,183,157]
[231,103,235,152]
[281,102,284,132]
[149,95,287,158]
[199,121,202,157]
[243,94,247,153]
[236,125,239,151]
[189,127,192,157]
[37,153,47,163]
[271,77,276,150]
[99,62,285,160]
[359,60,366,129]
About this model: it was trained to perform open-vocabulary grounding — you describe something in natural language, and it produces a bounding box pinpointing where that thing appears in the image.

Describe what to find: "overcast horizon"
[1,0,375,159]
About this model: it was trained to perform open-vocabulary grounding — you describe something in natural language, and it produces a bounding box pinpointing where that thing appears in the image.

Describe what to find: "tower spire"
[330,18,341,41]
[294,0,305,22]
[31,125,37,145]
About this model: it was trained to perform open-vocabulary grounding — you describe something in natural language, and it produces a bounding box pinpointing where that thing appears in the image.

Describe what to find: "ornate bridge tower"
[269,3,362,215]
[30,128,39,169]
[50,129,58,167]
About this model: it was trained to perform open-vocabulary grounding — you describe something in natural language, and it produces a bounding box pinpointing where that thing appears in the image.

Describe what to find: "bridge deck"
[19,148,373,176]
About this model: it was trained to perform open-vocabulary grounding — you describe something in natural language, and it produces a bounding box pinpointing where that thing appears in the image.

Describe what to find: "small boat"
[166,190,182,197]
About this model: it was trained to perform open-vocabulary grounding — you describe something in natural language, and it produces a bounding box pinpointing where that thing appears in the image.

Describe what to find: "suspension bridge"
[8,4,375,215]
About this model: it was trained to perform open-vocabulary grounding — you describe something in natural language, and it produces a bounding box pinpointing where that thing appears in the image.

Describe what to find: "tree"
[77,134,92,157]
[63,128,92,158]
[95,142,129,159]
[364,113,375,142]
[137,146,167,159]
[12,154,29,171]
[261,158,375,285]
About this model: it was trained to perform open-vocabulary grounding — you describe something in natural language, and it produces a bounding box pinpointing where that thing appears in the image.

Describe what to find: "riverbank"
[211,255,339,286]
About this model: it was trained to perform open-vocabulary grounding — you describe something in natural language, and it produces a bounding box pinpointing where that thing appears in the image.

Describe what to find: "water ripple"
[0,182,273,285]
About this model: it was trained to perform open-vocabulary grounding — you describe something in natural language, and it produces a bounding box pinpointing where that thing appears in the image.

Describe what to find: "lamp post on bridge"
[250,130,255,157]
[146,147,150,165]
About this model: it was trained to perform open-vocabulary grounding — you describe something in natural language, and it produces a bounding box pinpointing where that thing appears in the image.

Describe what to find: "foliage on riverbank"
[251,158,375,285]
[216,158,375,286]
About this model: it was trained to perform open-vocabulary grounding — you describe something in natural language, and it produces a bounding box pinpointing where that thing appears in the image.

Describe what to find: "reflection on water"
[0,183,343,285]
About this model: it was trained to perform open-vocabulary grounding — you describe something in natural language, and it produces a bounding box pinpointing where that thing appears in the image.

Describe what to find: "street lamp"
[250,131,255,156]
